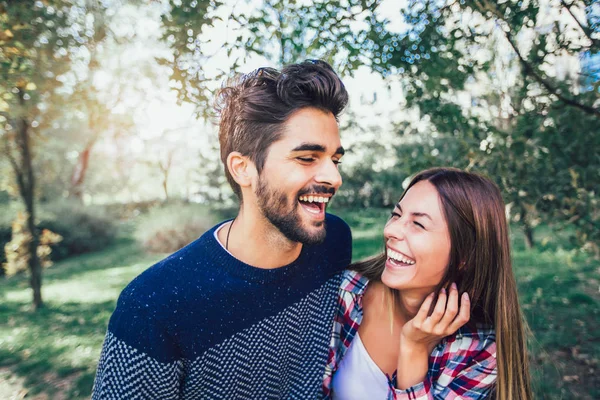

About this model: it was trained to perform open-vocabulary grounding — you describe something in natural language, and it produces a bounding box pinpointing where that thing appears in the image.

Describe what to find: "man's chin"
[298,222,327,245]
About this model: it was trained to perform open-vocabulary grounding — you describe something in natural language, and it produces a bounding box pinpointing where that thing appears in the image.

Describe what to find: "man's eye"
[333,159,342,165]
[297,157,315,162]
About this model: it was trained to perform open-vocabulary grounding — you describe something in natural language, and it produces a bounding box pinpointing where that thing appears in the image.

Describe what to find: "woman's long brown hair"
[353,167,532,400]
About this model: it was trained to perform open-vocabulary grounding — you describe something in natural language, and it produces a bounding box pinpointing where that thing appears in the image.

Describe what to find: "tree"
[0,0,114,308]
[1,1,71,308]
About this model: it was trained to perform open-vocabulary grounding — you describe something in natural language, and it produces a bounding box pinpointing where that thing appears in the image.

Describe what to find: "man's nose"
[315,160,342,190]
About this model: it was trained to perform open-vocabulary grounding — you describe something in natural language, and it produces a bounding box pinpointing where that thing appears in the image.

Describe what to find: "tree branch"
[504,30,600,117]
[475,0,600,117]
[561,0,599,50]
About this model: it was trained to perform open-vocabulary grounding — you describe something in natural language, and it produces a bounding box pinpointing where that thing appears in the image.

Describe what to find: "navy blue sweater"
[92,213,352,399]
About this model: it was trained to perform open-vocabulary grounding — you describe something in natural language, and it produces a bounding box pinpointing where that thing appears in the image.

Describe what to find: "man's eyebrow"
[291,143,326,152]
[395,203,432,221]
[291,143,345,155]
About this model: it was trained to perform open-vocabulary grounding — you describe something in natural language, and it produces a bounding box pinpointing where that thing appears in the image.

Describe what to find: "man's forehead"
[276,129,343,152]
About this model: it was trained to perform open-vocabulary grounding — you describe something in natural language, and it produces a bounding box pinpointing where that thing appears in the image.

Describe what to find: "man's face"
[254,107,344,245]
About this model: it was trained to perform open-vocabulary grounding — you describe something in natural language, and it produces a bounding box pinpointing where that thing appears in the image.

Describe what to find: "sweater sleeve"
[393,337,497,400]
[92,280,184,399]
[326,213,353,271]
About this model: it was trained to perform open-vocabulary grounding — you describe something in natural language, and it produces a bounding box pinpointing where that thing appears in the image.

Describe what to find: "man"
[92,60,352,399]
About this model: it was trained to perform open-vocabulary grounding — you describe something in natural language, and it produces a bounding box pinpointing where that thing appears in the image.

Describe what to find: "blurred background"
[0,0,598,398]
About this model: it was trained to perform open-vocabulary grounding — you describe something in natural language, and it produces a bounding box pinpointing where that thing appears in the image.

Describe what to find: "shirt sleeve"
[92,282,184,399]
[393,338,497,400]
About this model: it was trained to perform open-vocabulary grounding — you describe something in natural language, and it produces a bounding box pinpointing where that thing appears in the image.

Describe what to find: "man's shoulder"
[324,213,351,247]
[311,213,352,273]
[325,212,349,231]
[117,222,224,309]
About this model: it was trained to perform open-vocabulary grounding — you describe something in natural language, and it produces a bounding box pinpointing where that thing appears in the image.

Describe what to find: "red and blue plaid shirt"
[323,270,497,399]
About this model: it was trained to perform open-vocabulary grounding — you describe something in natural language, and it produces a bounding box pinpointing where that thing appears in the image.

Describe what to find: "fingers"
[428,283,471,336]
[429,287,447,325]
[438,282,459,328]
[414,292,435,326]
[448,292,471,332]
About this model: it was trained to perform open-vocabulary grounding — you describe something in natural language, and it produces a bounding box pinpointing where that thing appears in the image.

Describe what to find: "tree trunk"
[160,152,173,203]
[519,202,535,249]
[162,171,169,202]
[69,100,100,202]
[523,222,535,249]
[14,88,43,309]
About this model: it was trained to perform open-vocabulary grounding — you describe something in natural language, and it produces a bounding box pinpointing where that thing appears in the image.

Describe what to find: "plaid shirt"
[323,270,497,399]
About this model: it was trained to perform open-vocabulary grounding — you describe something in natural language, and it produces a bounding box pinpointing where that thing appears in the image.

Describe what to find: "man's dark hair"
[215,60,349,200]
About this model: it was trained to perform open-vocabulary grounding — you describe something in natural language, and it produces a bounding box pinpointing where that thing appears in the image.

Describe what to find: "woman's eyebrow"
[395,203,432,221]
[412,212,432,221]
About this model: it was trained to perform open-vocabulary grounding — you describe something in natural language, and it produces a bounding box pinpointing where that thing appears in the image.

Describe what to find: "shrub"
[3,212,63,276]
[37,201,118,260]
[0,203,21,275]
[135,202,218,253]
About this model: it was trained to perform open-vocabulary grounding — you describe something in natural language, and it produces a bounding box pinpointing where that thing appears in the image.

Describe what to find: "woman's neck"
[395,290,430,321]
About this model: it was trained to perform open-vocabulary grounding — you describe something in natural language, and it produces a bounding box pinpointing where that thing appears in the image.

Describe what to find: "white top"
[331,333,390,399]
[214,221,234,256]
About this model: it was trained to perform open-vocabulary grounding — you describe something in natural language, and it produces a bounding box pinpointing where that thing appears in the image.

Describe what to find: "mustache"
[298,185,336,196]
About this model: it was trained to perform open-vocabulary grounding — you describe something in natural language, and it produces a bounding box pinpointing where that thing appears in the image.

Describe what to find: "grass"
[0,239,163,399]
[0,209,598,399]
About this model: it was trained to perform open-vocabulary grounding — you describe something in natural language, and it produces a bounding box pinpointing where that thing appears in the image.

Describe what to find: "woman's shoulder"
[442,323,496,355]
[458,323,495,340]
[339,269,370,295]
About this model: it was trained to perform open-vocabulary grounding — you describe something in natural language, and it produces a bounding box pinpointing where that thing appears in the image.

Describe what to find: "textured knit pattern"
[92,214,352,399]
[323,270,497,400]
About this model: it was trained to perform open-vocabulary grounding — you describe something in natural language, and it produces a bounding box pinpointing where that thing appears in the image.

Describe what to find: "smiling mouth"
[386,248,415,268]
[298,195,330,217]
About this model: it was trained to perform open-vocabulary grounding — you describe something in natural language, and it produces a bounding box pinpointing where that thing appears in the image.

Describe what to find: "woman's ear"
[226,152,257,189]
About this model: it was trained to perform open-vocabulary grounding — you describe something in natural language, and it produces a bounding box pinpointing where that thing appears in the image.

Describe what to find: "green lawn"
[0,211,598,399]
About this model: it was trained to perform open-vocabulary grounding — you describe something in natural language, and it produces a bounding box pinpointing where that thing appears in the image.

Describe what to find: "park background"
[1,0,599,398]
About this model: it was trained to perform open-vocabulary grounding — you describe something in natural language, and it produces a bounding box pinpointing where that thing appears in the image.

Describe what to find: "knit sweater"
[92,213,352,400]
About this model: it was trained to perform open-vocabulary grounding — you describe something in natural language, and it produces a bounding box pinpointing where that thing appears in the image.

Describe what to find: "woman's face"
[381,180,452,296]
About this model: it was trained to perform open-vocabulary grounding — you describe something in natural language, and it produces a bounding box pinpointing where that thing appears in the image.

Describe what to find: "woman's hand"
[401,282,471,354]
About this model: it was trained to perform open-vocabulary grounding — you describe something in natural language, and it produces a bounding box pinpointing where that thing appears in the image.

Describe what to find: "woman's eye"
[413,221,425,229]
[390,212,401,219]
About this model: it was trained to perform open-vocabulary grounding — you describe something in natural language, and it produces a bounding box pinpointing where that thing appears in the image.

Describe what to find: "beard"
[255,174,327,245]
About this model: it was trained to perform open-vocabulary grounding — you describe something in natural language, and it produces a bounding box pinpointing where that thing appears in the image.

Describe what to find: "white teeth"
[386,249,415,265]
[299,195,330,203]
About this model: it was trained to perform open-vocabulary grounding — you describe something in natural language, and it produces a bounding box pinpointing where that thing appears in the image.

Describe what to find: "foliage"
[3,212,62,276]
[0,202,15,271]
[368,0,600,252]
[134,202,218,253]
[37,201,118,261]
[160,0,599,256]
[160,0,386,117]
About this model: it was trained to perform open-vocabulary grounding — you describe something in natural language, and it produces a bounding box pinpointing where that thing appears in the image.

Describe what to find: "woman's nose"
[384,218,406,242]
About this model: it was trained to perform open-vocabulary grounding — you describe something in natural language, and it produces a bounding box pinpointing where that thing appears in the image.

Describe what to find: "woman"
[323,168,532,399]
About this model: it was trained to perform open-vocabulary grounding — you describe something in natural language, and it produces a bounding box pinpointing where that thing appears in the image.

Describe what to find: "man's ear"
[227,152,257,188]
